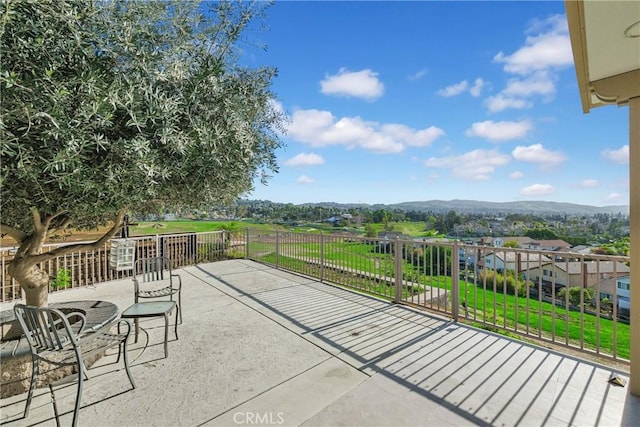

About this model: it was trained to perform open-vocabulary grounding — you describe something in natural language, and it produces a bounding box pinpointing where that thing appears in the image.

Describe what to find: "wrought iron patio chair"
[133,256,183,324]
[13,304,135,427]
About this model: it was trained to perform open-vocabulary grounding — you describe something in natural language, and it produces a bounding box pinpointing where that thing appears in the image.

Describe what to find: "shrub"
[51,269,71,290]
[478,269,529,297]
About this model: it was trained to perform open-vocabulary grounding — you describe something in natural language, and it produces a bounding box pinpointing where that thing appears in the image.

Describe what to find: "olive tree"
[0,0,285,306]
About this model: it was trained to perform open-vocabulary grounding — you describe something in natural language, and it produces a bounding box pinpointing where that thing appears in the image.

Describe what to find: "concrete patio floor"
[1,259,639,426]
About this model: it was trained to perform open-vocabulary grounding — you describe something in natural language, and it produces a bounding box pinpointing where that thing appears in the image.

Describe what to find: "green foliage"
[558,286,595,307]
[51,269,71,290]
[364,223,377,238]
[524,227,558,240]
[1,0,284,234]
[593,237,630,256]
[478,269,529,297]
[503,240,519,248]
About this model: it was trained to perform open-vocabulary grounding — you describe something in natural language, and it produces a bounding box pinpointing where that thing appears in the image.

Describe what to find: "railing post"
[245,228,249,259]
[221,230,227,260]
[275,229,280,269]
[394,237,402,303]
[629,96,640,396]
[320,234,325,283]
[155,234,160,258]
[451,241,460,321]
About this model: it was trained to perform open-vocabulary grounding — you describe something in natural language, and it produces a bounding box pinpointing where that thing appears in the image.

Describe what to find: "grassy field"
[131,219,436,238]
[129,219,282,235]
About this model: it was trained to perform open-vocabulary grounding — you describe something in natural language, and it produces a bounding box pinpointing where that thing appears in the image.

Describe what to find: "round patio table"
[50,300,119,332]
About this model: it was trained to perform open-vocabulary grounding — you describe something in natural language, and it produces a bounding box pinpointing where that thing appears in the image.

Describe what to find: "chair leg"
[163,312,169,358]
[122,334,136,389]
[71,361,84,427]
[178,292,183,324]
[81,363,90,381]
[24,354,38,418]
[174,304,179,340]
[116,322,123,363]
[116,341,122,364]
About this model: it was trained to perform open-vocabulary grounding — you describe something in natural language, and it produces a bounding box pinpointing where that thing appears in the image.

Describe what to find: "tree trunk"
[8,260,50,307]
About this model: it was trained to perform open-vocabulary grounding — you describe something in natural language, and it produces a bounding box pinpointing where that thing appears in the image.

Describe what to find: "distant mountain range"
[296,199,629,216]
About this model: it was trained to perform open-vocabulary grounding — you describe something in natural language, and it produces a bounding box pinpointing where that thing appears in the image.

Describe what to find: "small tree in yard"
[0,0,285,306]
[558,287,596,308]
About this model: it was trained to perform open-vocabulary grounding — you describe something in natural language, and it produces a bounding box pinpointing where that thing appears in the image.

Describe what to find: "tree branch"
[29,208,51,256]
[29,211,126,264]
[0,223,27,243]
[48,216,73,234]
[31,207,43,230]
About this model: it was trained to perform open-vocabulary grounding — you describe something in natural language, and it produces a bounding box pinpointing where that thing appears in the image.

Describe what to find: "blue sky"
[241,1,630,207]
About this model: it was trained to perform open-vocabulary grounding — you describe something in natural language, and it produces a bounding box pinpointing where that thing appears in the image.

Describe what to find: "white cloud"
[493,15,572,75]
[297,175,315,184]
[511,143,565,165]
[605,192,625,203]
[469,78,485,97]
[520,183,555,196]
[437,80,468,97]
[510,171,524,179]
[425,149,510,180]
[465,120,533,142]
[485,15,572,112]
[283,153,325,167]
[438,77,484,98]
[381,124,445,147]
[286,108,444,154]
[602,145,629,164]
[409,69,428,81]
[579,179,598,188]
[484,96,532,113]
[502,72,556,99]
[512,143,567,167]
[320,68,384,100]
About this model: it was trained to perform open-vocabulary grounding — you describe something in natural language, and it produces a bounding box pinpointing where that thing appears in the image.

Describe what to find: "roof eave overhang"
[565,0,592,113]
[565,0,640,113]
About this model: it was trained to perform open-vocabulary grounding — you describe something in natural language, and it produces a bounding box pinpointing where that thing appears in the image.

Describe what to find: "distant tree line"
[223,200,630,245]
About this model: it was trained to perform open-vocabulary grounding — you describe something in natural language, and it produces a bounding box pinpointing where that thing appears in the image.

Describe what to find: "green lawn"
[129,219,438,239]
[130,220,276,235]
[461,281,629,359]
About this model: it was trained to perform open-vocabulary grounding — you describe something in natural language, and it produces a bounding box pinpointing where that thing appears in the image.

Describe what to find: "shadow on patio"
[1,259,638,426]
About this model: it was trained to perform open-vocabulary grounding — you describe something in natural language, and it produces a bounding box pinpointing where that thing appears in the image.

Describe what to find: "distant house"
[568,245,593,255]
[326,213,353,226]
[376,231,409,253]
[484,236,571,252]
[477,251,552,273]
[377,231,406,239]
[524,261,630,291]
[596,276,630,313]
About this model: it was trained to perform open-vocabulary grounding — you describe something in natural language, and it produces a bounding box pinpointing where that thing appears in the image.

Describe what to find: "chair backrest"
[14,304,80,353]
[135,257,171,283]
